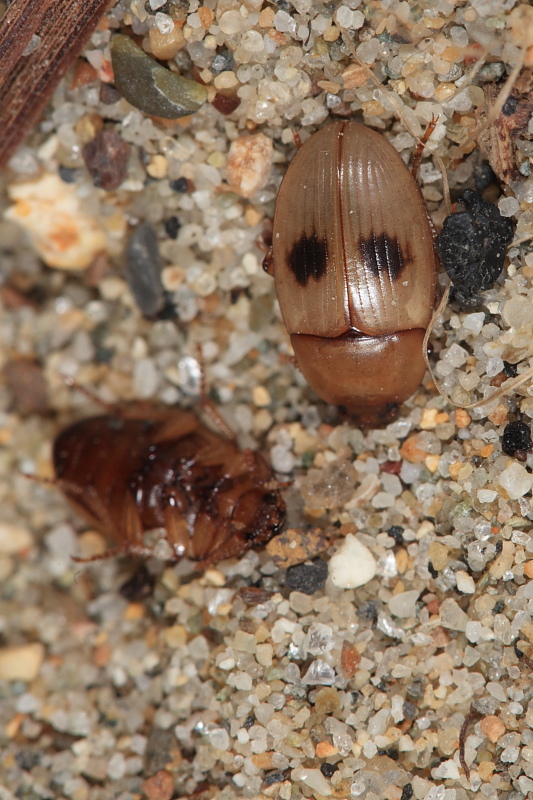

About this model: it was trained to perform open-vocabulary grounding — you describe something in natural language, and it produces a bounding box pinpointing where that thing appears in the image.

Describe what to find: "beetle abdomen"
[272,120,438,424]
[291,329,427,425]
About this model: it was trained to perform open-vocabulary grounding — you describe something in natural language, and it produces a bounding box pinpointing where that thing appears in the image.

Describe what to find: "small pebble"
[314,687,340,714]
[270,444,295,473]
[285,559,328,595]
[439,598,469,631]
[110,35,207,119]
[0,643,44,682]
[499,462,533,500]
[388,590,420,619]
[523,560,533,579]
[480,715,506,743]
[291,767,332,796]
[328,534,377,589]
[226,133,273,199]
[125,223,165,318]
[455,570,475,593]
[300,460,357,509]
[340,640,361,678]
[82,130,130,191]
[0,523,34,555]
[141,769,174,800]
[3,359,49,415]
[5,173,107,270]
[266,527,330,569]
[149,25,185,60]
[219,9,245,34]
[301,659,335,686]
[498,196,520,217]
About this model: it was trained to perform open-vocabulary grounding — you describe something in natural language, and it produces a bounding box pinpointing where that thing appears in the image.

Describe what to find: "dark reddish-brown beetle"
[266,120,438,426]
[52,398,285,566]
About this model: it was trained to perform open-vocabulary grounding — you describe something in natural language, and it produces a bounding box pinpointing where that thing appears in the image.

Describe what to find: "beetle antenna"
[19,470,57,487]
[193,342,237,442]
[59,373,117,414]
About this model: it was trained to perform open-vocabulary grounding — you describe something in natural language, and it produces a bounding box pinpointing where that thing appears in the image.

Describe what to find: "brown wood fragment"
[476,69,533,183]
[0,0,116,171]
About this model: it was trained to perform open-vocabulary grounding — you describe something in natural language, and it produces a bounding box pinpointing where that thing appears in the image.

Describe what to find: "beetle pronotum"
[266,120,439,427]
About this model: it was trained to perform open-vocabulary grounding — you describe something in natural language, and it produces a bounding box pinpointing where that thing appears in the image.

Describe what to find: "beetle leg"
[71,547,123,563]
[194,534,251,569]
[198,396,237,443]
[162,500,191,559]
[189,342,238,442]
[289,354,299,369]
[60,374,118,414]
[121,490,153,558]
[19,471,57,487]
[411,115,439,178]
[262,248,274,276]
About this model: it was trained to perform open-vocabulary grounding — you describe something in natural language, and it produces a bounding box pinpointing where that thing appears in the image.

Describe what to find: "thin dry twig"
[459,708,476,782]
[0,0,115,172]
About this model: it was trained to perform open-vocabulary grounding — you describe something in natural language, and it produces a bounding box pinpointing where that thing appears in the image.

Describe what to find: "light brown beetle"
[266,120,438,426]
[52,401,285,566]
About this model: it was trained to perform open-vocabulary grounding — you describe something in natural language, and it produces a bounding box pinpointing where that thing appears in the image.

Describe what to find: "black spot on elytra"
[360,232,407,282]
[288,233,328,286]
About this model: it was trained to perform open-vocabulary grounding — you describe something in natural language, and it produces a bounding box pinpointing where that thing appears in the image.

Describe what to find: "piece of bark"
[0,0,115,172]
[476,69,533,183]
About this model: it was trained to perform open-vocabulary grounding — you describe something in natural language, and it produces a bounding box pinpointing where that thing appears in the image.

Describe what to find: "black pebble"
[170,177,188,193]
[356,600,379,623]
[436,189,514,308]
[58,165,79,183]
[264,771,285,786]
[211,50,234,74]
[502,96,519,116]
[125,223,165,318]
[164,216,181,240]
[473,163,496,192]
[402,701,418,720]
[388,525,404,544]
[501,420,532,461]
[15,749,41,771]
[503,361,518,378]
[401,784,414,800]
[120,564,156,601]
[285,559,327,595]
[320,763,338,778]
